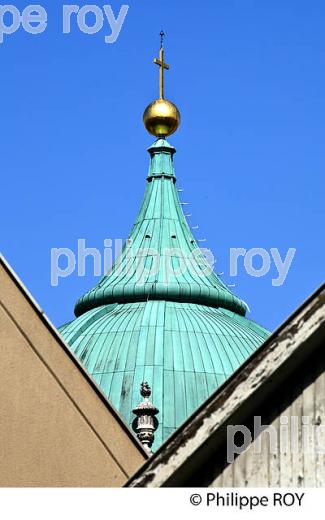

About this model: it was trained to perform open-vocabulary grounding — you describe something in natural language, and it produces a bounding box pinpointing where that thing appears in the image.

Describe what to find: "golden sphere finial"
[143,99,180,138]
[143,32,181,138]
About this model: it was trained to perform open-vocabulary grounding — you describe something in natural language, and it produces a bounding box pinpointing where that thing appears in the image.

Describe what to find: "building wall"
[0,259,146,486]
[194,348,325,487]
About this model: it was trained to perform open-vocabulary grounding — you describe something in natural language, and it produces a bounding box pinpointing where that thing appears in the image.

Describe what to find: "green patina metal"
[60,139,269,450]
[74,140,246,318]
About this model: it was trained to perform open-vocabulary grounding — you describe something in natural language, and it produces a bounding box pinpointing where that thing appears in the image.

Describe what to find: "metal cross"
[154,31,170,99]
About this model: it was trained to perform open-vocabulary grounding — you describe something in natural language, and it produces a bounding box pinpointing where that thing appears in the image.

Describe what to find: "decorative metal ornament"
[143,31,181,138]
[132,382,159,454]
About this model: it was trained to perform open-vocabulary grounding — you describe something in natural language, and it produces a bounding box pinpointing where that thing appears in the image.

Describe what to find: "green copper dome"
[59,138,269,450]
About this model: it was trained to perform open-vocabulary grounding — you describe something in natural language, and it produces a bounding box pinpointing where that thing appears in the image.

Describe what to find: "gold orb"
[143,98,180,137]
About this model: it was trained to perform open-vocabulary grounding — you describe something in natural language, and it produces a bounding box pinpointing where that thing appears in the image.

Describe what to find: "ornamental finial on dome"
[132,382,159,454]
[143,32,181,138]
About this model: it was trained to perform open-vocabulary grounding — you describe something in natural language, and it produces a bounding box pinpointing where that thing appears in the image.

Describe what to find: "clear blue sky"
[1,0,324,332]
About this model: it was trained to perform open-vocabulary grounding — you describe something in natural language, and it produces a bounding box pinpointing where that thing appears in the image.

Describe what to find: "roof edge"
[0,254,149,460]
[126,282,325,486]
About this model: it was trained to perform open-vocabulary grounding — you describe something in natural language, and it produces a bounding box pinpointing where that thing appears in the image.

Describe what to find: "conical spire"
[74,139,246,317]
